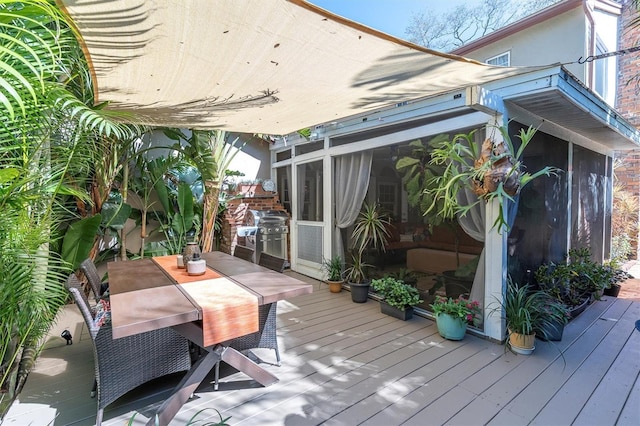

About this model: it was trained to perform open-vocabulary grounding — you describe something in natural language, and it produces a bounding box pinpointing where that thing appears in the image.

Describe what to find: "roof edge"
[451,0,583,56]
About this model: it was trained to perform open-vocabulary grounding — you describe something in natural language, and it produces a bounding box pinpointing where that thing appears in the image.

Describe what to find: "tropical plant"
[321,255,343,282]
[163,129,245,252]
[535,248,615,305]
[371,277,422,309]
[344,250,371,284]
[395,135,448,228]
[1,1,139,417]
[430,296,481,326]
[611,182,638,262]
[388,267,420,286]
[351,202,392,254]
[152,181,201,256]
[492,280,568,351]
[345,202,391,284]
[426,125,554,231]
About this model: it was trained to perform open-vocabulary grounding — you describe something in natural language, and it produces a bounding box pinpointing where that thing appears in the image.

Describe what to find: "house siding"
[456,8,587,82]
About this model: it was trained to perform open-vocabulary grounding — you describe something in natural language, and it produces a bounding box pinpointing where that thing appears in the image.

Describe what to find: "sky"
[308,0,477,40]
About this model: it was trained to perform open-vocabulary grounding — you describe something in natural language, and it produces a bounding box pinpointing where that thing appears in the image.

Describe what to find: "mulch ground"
[619,278,640,302]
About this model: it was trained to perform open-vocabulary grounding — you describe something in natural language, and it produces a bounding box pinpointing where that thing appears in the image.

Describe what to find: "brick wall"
[219,184,290,258]
[615,0,640,258]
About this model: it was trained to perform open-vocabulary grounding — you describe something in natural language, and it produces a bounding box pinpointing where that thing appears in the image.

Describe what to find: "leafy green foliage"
[321,255,343,281]
[395,136,448,227]
[371,276,422,309]
[491,280,569,347]
[60,214,102,270]
[535,248,617,305]
[426,125,554,232]
[430,296,481,326]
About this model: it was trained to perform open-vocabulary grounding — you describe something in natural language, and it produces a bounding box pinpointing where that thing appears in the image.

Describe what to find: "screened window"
[486,52,510,67]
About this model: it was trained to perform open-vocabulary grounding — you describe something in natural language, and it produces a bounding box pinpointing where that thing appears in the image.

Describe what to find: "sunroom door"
[294,160,324,278]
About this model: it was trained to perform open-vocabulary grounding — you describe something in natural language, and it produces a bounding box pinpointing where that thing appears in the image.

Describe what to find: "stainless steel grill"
[237,210,289,265]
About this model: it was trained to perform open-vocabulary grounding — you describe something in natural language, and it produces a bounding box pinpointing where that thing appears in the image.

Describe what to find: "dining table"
[107,251,313,426]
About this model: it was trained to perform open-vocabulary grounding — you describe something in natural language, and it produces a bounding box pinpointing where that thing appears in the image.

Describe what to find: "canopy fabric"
[59,0,550,135]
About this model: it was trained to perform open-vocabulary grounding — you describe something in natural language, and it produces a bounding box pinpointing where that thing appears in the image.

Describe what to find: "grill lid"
[245,210,289,226]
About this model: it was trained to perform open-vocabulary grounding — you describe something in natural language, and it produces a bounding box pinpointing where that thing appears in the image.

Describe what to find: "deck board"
[5,274,640,426]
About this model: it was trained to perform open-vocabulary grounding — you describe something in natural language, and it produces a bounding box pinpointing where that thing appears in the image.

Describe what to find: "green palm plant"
[163,129,245,252]
[1,1,141,417]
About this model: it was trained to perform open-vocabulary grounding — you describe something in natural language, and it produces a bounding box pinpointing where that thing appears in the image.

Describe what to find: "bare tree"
[406,0,561,52]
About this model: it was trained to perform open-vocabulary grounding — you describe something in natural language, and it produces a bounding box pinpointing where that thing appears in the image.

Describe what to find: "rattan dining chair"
[258,252,287,272]
[79,258,108,302]
[233,244,255,263]
[65,274,191,425]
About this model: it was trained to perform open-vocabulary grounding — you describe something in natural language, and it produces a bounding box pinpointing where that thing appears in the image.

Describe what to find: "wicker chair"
[213,302,280,389]
[79,258,108,302]
[258,253,287,272]
[233,244,255,263]
[65,274,191,425]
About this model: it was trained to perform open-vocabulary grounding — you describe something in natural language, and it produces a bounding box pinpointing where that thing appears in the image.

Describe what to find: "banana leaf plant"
[163,129,245,252]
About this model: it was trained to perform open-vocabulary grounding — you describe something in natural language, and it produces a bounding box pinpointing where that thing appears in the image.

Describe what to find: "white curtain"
[333,152,373,259]
[457,187,485,305]
[458,187,520,323]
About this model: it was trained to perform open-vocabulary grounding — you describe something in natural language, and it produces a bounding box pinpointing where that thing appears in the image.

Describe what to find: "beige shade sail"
[59,0,550,135]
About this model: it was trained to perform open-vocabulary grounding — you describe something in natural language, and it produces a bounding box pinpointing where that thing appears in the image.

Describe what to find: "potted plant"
[430,296,481,340]
[345,203,391,303]
[536,295,571,341]
[426,126,554,232]
[321,255,344,293]
[388,267,420,287]
[603,266,630,297]
[493,280,567,354]
[535,248,617,319]
[371,277,422,320]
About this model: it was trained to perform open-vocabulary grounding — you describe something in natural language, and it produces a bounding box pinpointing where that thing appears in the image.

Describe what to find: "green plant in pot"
[430,296,481,340]
[371,277,422,320]
[345,202,391,303]
[492,280,567,354]
[322,255,344,293]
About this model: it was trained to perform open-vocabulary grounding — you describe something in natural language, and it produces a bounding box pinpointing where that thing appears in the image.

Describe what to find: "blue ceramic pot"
[436,313,467,340]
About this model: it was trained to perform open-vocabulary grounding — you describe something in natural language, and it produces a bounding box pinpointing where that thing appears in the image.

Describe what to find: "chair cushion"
[93,298,111,328]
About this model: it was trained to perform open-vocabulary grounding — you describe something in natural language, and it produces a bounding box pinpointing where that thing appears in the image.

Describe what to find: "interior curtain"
[457,187,486,305]
[460,187,520,323]
[333,152,373,259]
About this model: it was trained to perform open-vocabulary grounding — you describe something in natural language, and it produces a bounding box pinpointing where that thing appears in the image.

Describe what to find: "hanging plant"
[427,125,555,231]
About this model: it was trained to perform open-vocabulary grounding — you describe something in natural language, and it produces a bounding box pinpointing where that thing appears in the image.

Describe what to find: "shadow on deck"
[5,274,640,425]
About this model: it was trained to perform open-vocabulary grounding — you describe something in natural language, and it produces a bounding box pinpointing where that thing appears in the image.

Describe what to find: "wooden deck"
[5,274,640,425]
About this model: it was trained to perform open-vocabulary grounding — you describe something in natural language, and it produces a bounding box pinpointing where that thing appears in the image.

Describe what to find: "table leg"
[147,346,221,426]
[220,346,279,387]
[147,345,279,426]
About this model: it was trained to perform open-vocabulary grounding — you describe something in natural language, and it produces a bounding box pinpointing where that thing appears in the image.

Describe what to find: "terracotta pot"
[327,280,343,293]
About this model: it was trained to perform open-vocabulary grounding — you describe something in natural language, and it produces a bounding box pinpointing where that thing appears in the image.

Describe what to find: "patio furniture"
[65,274,191,426]
[79,258,108,301]
[258,252,287,272]
[107,252,312,426]
[216,251,286,388]
[233,244,255,262]
[213,302,280,390]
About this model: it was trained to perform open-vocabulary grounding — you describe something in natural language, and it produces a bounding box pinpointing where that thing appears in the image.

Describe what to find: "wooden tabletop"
[108,252,313,339]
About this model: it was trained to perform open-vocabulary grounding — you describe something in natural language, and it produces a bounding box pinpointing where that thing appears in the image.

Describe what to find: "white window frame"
[486,51,511,67]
